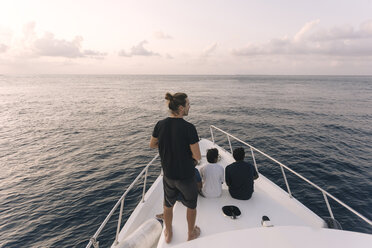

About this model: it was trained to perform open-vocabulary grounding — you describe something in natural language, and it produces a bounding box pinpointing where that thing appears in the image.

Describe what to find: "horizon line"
[1,73,372,77]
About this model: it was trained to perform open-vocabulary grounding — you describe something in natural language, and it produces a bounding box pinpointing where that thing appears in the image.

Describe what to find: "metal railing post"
[227,135,233,154]
[210,126,215,144]
[115,197,125,245]
[280,165,292,198]
[85,154,165,248]
[250,148,259,173]
[323,192,335,219]
[90,237,99,248]
[142,167,148,203]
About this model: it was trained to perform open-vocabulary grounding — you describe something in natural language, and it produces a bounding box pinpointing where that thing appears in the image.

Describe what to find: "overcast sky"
[1,0,372,74]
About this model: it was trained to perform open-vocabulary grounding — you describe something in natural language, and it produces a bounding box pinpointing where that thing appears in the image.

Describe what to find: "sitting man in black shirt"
[225,147,259,200]
[150,92,201,243]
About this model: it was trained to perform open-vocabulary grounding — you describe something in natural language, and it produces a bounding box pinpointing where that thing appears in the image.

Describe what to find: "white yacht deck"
[108,136,372,248]
[155,139,325,247]
[170,226,372,248]
[93,128,371,248]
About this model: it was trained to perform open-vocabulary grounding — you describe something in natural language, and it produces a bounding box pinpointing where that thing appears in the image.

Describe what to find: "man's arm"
[253,167,259,180]
[199,165,205,179]
[149,136,158,148]
[190,142,201,161]
[225,167,231,186]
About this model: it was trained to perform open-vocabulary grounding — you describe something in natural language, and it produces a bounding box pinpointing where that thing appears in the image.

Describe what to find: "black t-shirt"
[152,117,199,180]
[225,161,258,200]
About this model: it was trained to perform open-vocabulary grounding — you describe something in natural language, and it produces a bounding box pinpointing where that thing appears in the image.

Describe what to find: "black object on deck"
[222,205,241,219]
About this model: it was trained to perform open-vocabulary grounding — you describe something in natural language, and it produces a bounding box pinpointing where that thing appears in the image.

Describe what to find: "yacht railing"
[85,154,159,248]
[86,125,370,247]
[210,125,372,226]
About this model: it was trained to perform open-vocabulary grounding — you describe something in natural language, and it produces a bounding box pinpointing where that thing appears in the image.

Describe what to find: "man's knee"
[164,198,176,208]
[183,199,197,209]
[164,205,174,210]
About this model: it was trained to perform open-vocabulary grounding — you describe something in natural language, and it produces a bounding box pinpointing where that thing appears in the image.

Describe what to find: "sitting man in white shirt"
[200,148,224,198]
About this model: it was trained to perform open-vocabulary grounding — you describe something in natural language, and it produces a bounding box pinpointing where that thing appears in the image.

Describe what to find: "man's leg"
[163,176,179,243]
[163,205,174,243]
[186,207,200,241]
[176,177,200,241]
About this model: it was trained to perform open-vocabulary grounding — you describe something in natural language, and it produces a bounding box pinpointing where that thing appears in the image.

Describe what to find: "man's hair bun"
[165,92,173,101]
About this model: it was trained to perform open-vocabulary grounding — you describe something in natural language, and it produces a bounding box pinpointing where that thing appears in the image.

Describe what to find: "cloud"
[233,19,372,57]
[0,43,8,53]
[360,20,372,36]
[154,31,172,39]
[201,42,217,57]
[83,49,107,59]
[308,20,372,41]
[33,33,106,59]
[3,22,106,59]
[165,53,174,59]
[294,19,320,42]
[118,50,130,57]
[34,32,84,58]
[118,40,160,57]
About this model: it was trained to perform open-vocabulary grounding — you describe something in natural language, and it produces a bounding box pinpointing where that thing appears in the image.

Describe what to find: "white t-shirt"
[200,163,224,198]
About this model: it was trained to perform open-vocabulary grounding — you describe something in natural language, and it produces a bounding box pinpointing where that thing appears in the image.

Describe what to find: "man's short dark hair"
[233,147,245,161]
[207,148,218,163]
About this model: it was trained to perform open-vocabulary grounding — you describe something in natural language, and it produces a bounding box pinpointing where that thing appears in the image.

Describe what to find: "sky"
[0,0,372,75]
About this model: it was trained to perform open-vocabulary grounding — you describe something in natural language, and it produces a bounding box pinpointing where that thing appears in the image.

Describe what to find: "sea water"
[0,75,371,247]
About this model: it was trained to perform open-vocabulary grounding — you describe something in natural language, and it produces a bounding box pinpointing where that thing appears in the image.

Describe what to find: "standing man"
[225,147,259,200]
[150,92,201,243]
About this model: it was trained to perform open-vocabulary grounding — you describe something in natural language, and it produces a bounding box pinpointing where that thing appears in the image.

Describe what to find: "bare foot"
[164,228,173,243]
[187,225,201,241]
[156,213,164,219]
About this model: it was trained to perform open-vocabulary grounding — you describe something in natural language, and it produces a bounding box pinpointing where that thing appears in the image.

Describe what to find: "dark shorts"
[195,168,201,182]
[163,175,198,209]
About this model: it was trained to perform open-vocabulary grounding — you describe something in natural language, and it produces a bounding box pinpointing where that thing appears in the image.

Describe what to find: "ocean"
[0,75,371,247]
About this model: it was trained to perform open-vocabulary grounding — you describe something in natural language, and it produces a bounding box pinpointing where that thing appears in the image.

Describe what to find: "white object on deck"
[114,218,162,248]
